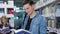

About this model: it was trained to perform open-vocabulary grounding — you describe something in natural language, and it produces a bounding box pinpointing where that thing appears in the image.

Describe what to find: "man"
[22,0,47,34]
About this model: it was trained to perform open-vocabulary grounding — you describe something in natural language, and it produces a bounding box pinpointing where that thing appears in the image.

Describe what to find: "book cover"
[0,27,11,34]
[14,29,31,34]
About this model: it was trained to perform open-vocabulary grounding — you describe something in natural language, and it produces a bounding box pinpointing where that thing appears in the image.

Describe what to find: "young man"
[22,0,47,34]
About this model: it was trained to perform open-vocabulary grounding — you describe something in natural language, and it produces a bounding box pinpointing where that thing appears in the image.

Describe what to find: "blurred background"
[0,0,60,34]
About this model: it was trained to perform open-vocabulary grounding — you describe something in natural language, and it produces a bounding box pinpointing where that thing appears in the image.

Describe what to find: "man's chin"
[27,14,30,16]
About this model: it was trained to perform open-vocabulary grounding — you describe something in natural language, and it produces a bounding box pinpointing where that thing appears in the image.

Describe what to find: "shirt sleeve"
[39,17,47,34]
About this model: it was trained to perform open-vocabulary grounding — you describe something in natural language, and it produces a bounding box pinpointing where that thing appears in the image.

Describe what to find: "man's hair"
[22,0,34,6]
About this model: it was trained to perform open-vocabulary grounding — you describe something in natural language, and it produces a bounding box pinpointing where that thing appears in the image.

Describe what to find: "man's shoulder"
[36,14,44,19]
[36,14,46,22]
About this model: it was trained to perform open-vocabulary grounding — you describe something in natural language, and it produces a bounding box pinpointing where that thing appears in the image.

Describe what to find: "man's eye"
[27,8,29,9]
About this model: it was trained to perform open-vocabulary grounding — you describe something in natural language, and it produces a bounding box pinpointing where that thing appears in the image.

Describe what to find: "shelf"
[42,15,50,17]
[15,10,25,12]
[0,3,15,8]
[0,2,15,18]
[6,14,14,18]
[0,14,14,18]
[47,27,57,33]
[35,0,56,10]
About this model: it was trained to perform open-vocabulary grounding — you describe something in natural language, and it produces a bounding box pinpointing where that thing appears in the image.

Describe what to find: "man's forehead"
[23,4,31,7]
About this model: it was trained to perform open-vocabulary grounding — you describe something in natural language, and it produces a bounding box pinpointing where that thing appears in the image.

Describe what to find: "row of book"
[39,5,55,17]
[0,8,14,15]
[39,0,52,4]
[0,0,14,5]
[38,0,56,28]
[48,19,55,28]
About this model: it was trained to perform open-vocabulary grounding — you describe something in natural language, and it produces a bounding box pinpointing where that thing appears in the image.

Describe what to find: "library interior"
[0,0,60,34]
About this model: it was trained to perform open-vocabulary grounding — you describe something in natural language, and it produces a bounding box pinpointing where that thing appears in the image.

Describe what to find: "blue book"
[0,9,4,13]
[0,27,11,34]
[14,29,31,34]
[39,9,42,15]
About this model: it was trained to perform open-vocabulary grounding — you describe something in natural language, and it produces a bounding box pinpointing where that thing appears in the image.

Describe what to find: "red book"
[9,10,14,15]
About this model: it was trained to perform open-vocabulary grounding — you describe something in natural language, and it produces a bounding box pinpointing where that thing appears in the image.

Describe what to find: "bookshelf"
[39,4,56,17]
[35,0,56,10]
[55,0,60,29]
[0,0,15,18]
[35,0,57,33]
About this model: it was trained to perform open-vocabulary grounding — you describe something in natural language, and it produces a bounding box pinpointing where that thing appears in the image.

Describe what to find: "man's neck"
[30,11,36,19]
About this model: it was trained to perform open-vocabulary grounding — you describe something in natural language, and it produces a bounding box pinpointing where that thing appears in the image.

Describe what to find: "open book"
[14,29,31,34]
[0,27,10,34]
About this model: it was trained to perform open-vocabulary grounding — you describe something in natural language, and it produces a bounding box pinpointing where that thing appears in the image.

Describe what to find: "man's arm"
[40,17,47,34]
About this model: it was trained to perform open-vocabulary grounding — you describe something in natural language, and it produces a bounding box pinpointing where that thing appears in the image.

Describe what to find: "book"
[14,29,31,34]
[0,8,4,13]
[0,0,3,4]
[7,8,14,15]
[42,8,45,15]
[0,27,11,34]
[39,0,44,4]
[9,10,14,15]
[39,9,42,15]
[48,20,55,28]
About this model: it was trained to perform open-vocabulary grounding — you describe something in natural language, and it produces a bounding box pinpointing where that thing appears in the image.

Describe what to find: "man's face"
[23,4,34,15]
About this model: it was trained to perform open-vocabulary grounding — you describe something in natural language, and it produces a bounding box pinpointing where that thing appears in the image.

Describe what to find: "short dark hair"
[22,0,34,6]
